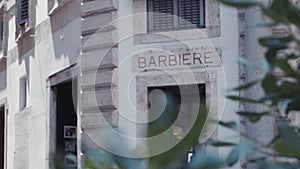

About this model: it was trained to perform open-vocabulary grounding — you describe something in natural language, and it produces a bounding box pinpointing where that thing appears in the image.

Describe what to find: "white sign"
[133,47,222,71]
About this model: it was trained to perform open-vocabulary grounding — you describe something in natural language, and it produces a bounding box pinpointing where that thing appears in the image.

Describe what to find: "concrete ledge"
[81,0,118,17]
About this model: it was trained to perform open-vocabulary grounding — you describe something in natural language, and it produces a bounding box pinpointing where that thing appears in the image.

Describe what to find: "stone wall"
[80,0,119,167]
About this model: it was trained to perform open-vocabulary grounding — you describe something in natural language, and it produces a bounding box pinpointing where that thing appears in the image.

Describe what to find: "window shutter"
[149,0,174,31]
[179,0,204,28]
[147,0,205,32]
[18,0,29,26]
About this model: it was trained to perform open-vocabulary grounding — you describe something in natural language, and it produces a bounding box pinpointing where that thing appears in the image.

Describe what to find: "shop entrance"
[147,84,205,168]
[54,81,77,169]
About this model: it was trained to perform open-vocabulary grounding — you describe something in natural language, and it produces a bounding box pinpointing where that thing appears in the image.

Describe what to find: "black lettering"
[193,53,202,64]
[158,55,167,67]
[182,53,191,65]
[169,55,177,66]
[148,56,157,67]
[178,54,182,65]
[204,52,213,64]
[138,57,147,69]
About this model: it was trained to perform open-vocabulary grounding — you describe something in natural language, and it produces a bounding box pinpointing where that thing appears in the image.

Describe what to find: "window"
[147,0,205,32]
[19,77,28,110]
[17,0,29,26]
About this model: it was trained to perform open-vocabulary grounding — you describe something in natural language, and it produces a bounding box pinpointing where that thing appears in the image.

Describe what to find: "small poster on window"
[64,126,77,138]
[65,141,76,153]
[65,154,77,167]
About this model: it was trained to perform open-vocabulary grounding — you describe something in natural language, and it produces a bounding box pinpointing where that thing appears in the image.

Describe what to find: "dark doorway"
[0,106,5,169]
[147,84,205,136]
[55,81,77,169]
[147,84,206,169]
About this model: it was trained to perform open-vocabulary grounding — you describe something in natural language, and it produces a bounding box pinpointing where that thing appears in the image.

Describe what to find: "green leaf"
[227,95,261,104]
[265,49,277,65]
[230,81,259,91]
[263,0,300,27]
[278,123,300,149]
[275,59,300,79]
[205,139,236,147]
[262,0,289,23]
[219,0,261,8]
[227,146,240,167]
[272,123,300,158]
[260,93,279,102]
[280,81,300,96]
[279,34,295,43]
[248,157,266,163]
[259,37,287,49]
[227,143,253,167]
[84,158,99,169]
[286,97,300,112]
[273,139,300,159]
[219,121,239,130]
[262,73,278,93]
[287,4,300,27]
[236,111,269,123]
[149,104,208,169]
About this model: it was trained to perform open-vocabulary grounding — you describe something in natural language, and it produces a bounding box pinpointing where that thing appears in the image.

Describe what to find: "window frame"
[147,0,205,32]
[132,0,220,44]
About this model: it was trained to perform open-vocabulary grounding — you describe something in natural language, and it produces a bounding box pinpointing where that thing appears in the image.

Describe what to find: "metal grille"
[18,0,29,26]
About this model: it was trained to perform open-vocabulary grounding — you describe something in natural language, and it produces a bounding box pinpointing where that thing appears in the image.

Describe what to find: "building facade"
[0,0,289,169]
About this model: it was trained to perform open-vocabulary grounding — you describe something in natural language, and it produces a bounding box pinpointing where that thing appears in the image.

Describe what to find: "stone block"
[81,88,118,111]
[81,110,118,129]
[81,30,118,51]
[82,12,117,35]
[81,47,118,71]
[81,69,117,89]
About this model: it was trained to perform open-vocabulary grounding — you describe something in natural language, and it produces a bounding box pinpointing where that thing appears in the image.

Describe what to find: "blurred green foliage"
[82,0,300,168]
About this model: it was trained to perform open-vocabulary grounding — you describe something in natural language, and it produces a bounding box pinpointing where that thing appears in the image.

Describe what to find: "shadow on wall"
[14,0,37,99]
[49,0,81,64]
[0,58,6,92]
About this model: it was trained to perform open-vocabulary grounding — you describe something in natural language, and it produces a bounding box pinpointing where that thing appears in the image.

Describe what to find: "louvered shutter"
[18,0,29,26]
[147,0,205,32]
[179,0,205,29]
[148,0,174,31]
